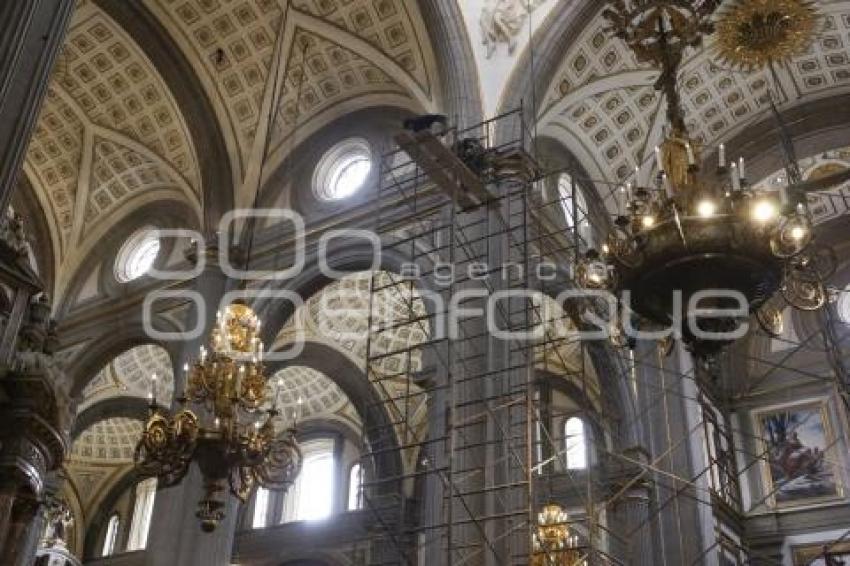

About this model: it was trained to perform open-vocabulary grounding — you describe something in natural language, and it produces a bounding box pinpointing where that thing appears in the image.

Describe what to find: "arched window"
[557,174,593,248]
[564,417,587,470]
[102,514,120,557]
[253,487,270,529]
[281,439,335,522]
[348,463,363,511]
[127,477,156,551]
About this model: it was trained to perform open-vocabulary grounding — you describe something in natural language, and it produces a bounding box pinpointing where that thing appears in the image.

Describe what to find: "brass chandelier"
[135,2,306,533]
[135,302,301,531]
[530,503,584,566]
[578,0,835,358]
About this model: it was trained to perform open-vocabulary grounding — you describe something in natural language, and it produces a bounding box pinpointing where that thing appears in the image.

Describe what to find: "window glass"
[127,477,156,551]
[565,417,587,470]
[557,174,593,248]
[115,227,160,282]
[253,487,270,529]
[348,463,363,511]
[314,138,372,201]
[281,439,335,522]
[102,514,120,557]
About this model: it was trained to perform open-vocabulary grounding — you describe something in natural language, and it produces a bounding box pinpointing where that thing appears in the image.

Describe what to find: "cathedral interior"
[1,0,850,565]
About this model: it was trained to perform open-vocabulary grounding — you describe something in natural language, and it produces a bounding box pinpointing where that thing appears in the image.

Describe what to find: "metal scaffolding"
[347,109,850,566]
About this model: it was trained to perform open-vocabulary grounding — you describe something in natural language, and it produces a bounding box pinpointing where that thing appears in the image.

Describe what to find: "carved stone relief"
[480,0,547,58]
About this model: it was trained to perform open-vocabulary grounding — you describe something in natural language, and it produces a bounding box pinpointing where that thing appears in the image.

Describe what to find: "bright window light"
[314,138,372,201]
[115,227,160,282]
[557,174,594,247]
[565,417,587,470]
[331,156,371,199]
[752,200,778,223]
[348,463,363,511]
[102,514,120,557]
[253,487,269,528]
[127,477,157,550]
[281,439,335,522]
[839,285,850,325]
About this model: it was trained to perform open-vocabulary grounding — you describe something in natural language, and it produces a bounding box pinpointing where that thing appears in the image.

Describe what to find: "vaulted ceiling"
[26,0,441,300]
[26,1,202,292]
[536,1,850,194]
[26,1,850,304]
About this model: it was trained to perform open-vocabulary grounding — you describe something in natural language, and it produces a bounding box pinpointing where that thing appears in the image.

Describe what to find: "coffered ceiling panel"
[70,417,143,464]
[80,344,174,412]
[290,0,432,94]
[57,6,199,188]
[268,27,407,151]
[145,0,436,177]
[271,365,355,422]
[25,1,202,289]
[83,137,190,237]
[26,89,86,246]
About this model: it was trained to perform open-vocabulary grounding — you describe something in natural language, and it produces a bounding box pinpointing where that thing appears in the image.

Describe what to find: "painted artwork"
[793,541,850,565]
[755,400,841,507]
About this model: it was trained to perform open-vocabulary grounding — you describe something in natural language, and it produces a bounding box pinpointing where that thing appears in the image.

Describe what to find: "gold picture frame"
[793,541,850,565]
[752,398,844,509]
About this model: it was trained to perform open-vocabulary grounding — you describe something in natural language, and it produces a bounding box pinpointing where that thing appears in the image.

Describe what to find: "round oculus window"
[115,227,160,283]
[313,138,372,201]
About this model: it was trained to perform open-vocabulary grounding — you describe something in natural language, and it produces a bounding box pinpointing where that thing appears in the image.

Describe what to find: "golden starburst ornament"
[715,0,820,71]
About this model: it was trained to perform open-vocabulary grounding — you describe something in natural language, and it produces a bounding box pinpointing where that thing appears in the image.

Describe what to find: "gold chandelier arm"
[256,430,302,491]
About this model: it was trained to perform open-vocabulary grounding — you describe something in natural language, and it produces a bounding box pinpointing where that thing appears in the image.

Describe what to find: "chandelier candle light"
[135,302,302,532]
[582,0,833,358]
[531,503,584,566]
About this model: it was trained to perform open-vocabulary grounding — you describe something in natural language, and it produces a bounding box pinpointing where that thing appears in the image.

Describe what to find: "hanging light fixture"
[588,0,835,359]
[531,503,583,566]
[135,1,304,532]
[135,303,301,531]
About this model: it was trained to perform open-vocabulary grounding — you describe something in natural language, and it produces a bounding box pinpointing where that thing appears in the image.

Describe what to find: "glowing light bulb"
[696,199,716,218]
[752,200,778,222]
[642,215,655,228]
[790,225,807,241]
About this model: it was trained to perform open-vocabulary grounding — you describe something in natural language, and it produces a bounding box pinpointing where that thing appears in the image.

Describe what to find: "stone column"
[632,340,707,565]
[0,484,17,555]
[2,495,43,566]
[0,0,74,210]
[143,243,238,566]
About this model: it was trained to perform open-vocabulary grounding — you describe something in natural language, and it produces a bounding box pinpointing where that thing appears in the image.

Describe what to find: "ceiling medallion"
[135,302,302,531]
[715,0,819,71]
[585,0,833,359]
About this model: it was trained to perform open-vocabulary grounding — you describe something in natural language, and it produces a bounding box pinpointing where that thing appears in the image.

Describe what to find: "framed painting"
[793,541,850,565]
[753,399,843,508]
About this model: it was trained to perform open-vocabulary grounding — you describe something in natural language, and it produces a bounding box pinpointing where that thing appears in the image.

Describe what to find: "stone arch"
[65,335,178,400]
[81,466,147,561]
[71,397,151,443]
[415,0,483,128]
[55,198,198,316]
[263,340,402,494]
